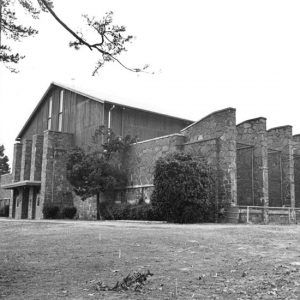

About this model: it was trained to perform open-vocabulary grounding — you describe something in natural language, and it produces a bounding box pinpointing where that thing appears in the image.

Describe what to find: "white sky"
[1,0,300,165]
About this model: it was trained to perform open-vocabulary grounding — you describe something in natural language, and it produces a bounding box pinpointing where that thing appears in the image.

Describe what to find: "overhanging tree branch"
[38,0,93,50]
[1,0,150,74]
[38,0,147,74]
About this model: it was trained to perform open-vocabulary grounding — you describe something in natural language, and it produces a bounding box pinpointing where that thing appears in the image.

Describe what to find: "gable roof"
[16,82,193,140]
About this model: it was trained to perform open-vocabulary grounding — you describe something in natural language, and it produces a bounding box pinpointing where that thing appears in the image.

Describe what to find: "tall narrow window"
[47,97,52,130]
[58,90,64,131]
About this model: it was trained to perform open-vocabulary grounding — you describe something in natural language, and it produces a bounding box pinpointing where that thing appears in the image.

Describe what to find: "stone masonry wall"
[236,118,268,207]
[125,134,186,185]
[30,134,44,181]
[39,130,74,219]
[181,108,237,206]
[20,140,32,181]
[293,134,300,208]
[123,134,186,203]
[236,145,253,205]
[267,126,295,207]
[184,139,219,205]
[12,143,22,182]
[73,194,98,220]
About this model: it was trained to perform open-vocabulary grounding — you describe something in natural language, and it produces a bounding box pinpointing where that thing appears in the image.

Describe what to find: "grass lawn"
[0,219,299,299]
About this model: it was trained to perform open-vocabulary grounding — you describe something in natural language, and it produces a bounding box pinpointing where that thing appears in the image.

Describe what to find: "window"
[58,90,64,131]
[47,96,53,130]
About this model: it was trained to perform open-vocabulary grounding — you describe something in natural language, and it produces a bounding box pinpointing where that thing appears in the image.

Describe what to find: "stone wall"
[122,134,186,203]
[39,130,74,218]
[268,150,282,207]
[125,134,186,186]
[293,134,300,208]
[73,194,98,220]
[184,139,219,203]
[181,108,237,206]
[267,126,295,207]
[30,135,44,181]
[236,145,253,205]
[20,140,32,181]
[236,118,268,206]
[12,143,22,182]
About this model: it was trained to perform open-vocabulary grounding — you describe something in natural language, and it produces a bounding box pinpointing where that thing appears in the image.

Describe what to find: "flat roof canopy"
[1,181,41,189]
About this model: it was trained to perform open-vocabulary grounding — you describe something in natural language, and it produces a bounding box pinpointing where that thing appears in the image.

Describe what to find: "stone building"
[0,82,192,219]
[1,82,300,222]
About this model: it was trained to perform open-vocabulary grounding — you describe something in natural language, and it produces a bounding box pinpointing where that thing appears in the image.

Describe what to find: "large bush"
[42,205,60,219]
[151,152,216,223]
[62,206,77,219]
[99,202,159,221]
[42,205,77,219]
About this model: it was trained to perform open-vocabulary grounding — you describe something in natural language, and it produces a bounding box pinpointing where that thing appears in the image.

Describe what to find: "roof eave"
[1,180,41,189]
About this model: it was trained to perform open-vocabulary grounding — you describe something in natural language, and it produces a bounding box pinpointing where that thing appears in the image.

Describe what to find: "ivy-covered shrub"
[62,206,77,219]
[99,202,159,221]
[151,152,216,223]
[42,205,60,219]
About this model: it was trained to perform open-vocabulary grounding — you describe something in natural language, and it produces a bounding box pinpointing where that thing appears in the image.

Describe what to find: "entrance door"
[31,188,38,219]
[21,188,29,219]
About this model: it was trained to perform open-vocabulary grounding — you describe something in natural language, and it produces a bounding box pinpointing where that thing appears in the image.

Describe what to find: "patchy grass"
[0,219,299,299]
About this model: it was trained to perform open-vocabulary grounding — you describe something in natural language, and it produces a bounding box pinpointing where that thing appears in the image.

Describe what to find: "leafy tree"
[151,152,216,223]
[0,0,148,74]
[90,125,137,160]
[66,127,136,219]
[0,144,10,175]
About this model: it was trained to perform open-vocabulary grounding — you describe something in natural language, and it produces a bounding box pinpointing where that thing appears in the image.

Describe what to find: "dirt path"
[0,219,299,299]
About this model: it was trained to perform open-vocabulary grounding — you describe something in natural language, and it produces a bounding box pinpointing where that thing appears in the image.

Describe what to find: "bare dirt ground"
[0,219,299,300]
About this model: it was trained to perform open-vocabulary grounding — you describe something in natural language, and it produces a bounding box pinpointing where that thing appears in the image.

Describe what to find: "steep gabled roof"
[17,82,193,140]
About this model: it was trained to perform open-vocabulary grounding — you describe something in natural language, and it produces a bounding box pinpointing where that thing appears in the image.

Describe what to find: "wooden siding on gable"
[18,84,192,149]
[21,90,52,141]
[19,87,105,149]
[105,103,191,141]
[72,93,104,149]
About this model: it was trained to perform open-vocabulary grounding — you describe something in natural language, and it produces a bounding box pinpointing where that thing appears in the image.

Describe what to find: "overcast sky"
[1,0,300,165]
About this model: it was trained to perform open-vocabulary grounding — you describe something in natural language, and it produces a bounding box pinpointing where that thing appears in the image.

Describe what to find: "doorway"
[21,188,29,219]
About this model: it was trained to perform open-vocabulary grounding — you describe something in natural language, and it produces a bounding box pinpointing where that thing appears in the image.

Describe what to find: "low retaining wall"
[226,206,300,224]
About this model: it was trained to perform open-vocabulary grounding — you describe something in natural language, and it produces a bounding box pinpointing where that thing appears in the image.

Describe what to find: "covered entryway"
[1,181,41,219]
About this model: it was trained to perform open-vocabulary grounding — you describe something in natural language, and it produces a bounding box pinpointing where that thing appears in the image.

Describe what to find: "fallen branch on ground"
[93,269,153,292]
